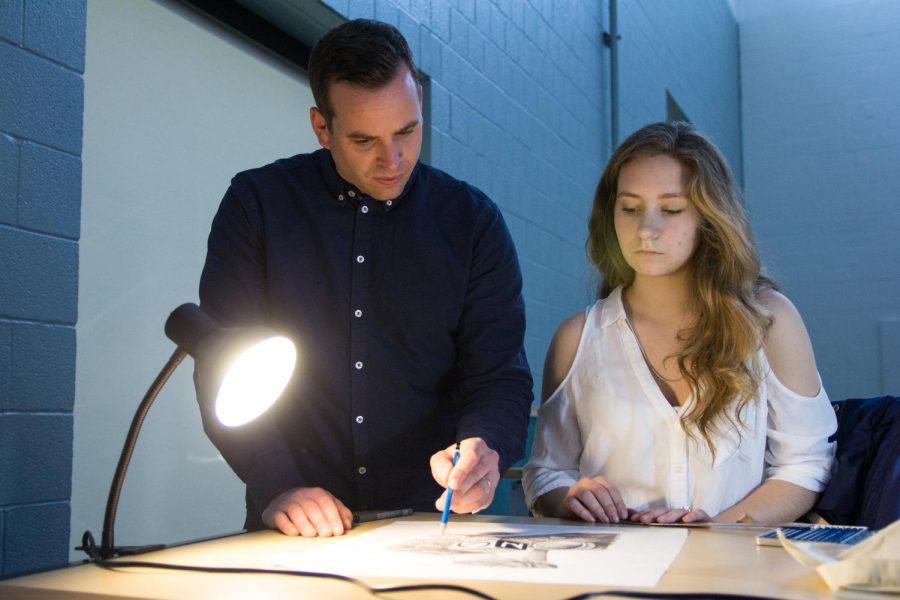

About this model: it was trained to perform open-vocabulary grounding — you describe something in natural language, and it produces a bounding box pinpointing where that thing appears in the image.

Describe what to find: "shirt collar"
[315,148,420,212]
[598,285,628,329]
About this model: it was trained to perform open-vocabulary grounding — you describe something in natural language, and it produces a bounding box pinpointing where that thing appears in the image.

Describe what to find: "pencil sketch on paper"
[270,522,688,587]
[391,530,619,569]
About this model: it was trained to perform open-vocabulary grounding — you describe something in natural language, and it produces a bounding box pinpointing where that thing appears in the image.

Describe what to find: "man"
[196,19,532,537]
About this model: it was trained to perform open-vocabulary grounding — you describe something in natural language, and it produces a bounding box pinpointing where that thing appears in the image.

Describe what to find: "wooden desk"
[0,514,879,599]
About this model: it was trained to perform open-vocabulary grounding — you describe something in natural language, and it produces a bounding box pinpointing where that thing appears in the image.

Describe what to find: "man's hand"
[431,437,500,514]
[560,476,629,524]
[629,506,712,524]
[262,487,353,537]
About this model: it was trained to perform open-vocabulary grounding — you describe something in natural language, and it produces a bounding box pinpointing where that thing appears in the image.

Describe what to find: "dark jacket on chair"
[815,395,899,529]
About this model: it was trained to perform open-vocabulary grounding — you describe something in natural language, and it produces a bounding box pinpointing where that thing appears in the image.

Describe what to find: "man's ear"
[310,107,331,149]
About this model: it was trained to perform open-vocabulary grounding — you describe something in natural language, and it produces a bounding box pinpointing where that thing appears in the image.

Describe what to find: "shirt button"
[358,466,367,475]
[386,200,393,207]
[355,415,364,424]
[673,466,684,474]
[338,194,344,201]
[355,361,363,370]
[356,255,365,263]
[348,190,356,197]
[354,309,363,318]
[361,205,369,214]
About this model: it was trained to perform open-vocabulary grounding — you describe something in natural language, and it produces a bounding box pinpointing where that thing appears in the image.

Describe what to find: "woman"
[523,122,836,524]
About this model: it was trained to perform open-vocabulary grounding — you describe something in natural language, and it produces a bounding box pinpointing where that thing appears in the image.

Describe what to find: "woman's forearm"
[532,487,570,517]
[715,479,818,523]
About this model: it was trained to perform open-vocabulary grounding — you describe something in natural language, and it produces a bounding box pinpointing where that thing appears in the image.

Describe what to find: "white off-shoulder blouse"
[523,286,837,516]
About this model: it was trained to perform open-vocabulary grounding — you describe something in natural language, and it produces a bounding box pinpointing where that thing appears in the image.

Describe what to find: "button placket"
[669,423,690,508]
[349,189,374,504]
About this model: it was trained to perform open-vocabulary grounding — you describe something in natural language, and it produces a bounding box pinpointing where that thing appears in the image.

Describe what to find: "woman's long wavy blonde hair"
[588,121,776,455]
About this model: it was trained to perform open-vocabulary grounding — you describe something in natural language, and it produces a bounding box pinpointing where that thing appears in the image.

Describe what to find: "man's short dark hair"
[309,19,418,126]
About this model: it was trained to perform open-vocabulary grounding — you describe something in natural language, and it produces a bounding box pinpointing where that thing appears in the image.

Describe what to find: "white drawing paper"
[270,521,688,587]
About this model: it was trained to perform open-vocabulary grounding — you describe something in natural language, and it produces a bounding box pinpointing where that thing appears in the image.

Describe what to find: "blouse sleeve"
[522,382,584,514]
[764,369,837,492]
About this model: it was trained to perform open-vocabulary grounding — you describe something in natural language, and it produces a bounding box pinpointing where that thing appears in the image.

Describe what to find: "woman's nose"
[638,211,662,239]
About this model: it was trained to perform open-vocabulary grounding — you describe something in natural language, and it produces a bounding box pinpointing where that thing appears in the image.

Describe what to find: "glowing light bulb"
[214,336,296,427]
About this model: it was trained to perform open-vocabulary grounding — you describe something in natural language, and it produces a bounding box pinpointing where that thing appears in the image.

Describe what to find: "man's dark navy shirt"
[198,149,533,527]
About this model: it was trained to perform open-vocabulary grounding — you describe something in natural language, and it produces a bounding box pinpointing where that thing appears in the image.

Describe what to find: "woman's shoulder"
[756,288,810,349]
[541,311,588,403]
[556,311,588,342]
[755,288,821,396]
[757,287,799,319]
[541,292,622,402]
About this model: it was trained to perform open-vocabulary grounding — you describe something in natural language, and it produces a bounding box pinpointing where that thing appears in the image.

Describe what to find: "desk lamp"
[80,303,297,560]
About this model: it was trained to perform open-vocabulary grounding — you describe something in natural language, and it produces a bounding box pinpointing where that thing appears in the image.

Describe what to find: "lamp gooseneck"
[83,347,187,559]
[81,303,295,561]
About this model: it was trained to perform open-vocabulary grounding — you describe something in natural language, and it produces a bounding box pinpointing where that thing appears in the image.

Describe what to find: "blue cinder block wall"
[616,0,742,179]
[740,0,900,399]
[0,0,85,576]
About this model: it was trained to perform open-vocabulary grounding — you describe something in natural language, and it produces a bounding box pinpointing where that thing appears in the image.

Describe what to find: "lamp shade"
[165,303,297,427]
[214,335,296,426]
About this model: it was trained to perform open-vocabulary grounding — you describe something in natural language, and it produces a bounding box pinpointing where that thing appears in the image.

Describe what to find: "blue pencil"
[439,442,461,534]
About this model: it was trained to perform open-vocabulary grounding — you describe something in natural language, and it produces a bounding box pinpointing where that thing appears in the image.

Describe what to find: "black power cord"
[84,523,784,600]
[566,593,784,600]
[91,557,498,600]
[87,553,786,600]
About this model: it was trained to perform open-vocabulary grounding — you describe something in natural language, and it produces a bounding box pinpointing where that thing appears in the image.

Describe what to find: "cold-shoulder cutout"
[757,288,820,397]
[541,312,587,403]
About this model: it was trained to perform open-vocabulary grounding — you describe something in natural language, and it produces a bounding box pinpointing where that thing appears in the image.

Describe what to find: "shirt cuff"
[522,466,579,514]
[244,449,308,514]
[455,426,512,473]
[766,460,834,493]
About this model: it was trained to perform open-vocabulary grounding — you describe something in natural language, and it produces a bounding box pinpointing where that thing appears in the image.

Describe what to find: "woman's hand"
[629,506,712,524]
[560,476,629,523]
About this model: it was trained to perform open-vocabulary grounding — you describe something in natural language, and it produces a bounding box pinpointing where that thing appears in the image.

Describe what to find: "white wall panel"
[73,0,318,558]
